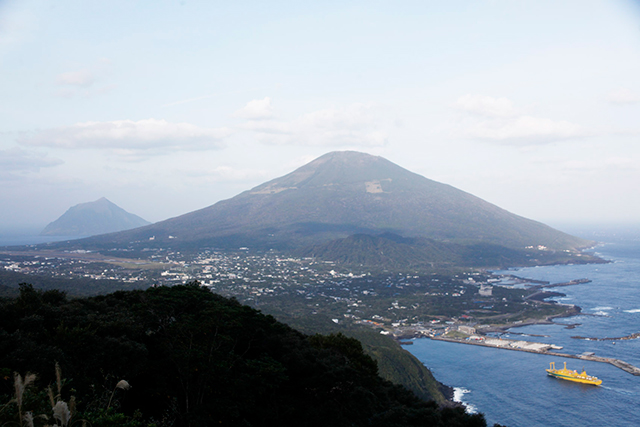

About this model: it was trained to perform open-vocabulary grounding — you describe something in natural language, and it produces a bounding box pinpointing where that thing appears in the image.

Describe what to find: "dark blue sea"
[407,235,640,427]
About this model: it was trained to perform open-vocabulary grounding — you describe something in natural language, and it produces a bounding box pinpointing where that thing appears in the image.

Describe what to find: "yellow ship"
[546,362,602,386]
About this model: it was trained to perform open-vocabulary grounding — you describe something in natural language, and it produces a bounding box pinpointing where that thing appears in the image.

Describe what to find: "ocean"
[407,235,640,427]
[0,230,84,247]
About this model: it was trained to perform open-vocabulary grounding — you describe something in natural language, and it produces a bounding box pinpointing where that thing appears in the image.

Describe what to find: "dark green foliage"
[297,233,459,269]
[0,283,19,298]
[0,283,488,427]
[308,333,379,376]
[347,329,453,403]
[276,312,452,404]
[0,268,147,296]
[296,233,604,270]
[82,408,144,427]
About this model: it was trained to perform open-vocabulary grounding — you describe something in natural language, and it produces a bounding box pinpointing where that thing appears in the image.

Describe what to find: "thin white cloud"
[530,156,638,173]
[53,59,114,97]
[286,155,318,170]
[53,88,79,99]
[19,119,231,156]
[467,116,585,143]
[162,94,217,108]
[455,94,587,145]
[56,69,95,87]
[603,157,637,169]
[177,165,271,183]
[234,97,274,120]
[243,120,291,135]
[53,85,118,99]
[0,147,63,180]
[454,94,517,117]
[0,3,36,52]
[300,104,378,130]
[607,88,640,105]
[241,102,389,147]
[565,157,637,171]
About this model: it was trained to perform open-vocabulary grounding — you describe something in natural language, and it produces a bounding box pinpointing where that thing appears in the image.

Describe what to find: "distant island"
[40,197,150,237]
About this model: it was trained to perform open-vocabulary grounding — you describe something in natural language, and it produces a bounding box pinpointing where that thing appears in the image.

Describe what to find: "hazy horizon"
[2,1,639,229]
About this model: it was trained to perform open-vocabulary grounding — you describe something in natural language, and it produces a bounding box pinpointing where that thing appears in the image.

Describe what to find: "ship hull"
[546,370,602,386]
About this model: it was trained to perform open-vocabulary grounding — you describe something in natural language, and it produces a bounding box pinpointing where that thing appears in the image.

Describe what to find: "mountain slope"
[40,197,150,236]
[79,151,590,255]
[0,284,487,426]
[296,233,600,269]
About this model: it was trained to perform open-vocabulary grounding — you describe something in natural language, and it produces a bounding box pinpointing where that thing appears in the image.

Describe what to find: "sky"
[1,0,640,233]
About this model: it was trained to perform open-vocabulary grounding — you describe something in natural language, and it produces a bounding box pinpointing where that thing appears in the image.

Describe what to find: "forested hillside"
[0,283,494,427]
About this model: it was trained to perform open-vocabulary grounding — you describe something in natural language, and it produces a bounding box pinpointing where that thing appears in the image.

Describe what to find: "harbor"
[408,239,640,427]
[430,335,640,376]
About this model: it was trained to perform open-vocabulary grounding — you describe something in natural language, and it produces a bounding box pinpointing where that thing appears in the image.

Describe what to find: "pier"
[432,336,640,376]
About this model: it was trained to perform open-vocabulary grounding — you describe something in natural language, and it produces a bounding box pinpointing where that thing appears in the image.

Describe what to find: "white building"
[479,284,493,296]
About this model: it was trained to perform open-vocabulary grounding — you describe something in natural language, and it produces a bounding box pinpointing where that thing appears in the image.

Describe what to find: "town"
[1,246,573,338]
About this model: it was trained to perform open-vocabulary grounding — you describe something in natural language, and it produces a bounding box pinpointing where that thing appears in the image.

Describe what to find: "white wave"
[452,387,469,402]
[463,402,478,414]
[593,311,610,316]
[453,387,477,414]
[623,308,640,313]
[592,306,613,311]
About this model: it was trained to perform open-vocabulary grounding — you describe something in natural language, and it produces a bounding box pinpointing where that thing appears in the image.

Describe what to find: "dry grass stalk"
[68,396,76,418]
[23,411,34,427]
[54,363,63,399]
[3,365,87,427]
[14,372,37,409]
[107,379,131,410]
[47,386,55,408]
[52,401,70,426]
[115,380,130,391]
[13,371,37,425]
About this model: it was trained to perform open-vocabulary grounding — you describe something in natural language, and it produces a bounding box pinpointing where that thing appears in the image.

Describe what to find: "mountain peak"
[40,198,150,237]
[311,150,384,165]
[249,151,411,195]
[297,150,396,176]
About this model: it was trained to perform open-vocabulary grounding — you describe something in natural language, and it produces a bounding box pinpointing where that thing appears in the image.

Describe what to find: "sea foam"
[453,387,477,414]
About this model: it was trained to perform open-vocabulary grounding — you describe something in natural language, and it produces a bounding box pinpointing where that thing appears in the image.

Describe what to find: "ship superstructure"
[546,362,602,386]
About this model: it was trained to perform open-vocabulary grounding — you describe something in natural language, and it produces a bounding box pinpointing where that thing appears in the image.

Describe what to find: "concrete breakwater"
[542,278,591,289]
[431,336,640,376]
[571,331,640,341]
[503,275,591,289]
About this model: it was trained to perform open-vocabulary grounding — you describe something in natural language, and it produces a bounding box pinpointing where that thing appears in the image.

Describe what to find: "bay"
[407,236,640,427]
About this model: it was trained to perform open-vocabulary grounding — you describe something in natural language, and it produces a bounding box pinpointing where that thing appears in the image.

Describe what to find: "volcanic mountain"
[69,151,593,267]
[40,197,150,237]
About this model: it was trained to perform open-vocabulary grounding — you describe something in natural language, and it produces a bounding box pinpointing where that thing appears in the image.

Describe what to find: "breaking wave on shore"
[453,387,477,414]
